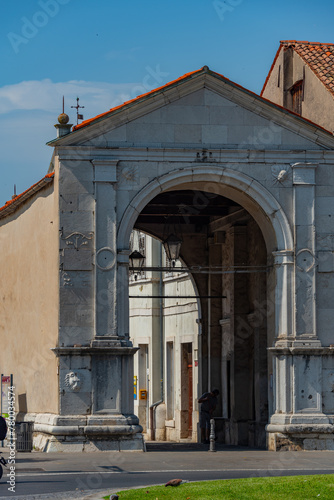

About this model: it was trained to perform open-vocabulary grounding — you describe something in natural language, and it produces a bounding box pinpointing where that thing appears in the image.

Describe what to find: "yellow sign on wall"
[139,389,147,400]
[133,376,137,400]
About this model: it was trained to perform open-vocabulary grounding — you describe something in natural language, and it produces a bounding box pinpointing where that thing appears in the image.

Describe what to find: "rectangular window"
[291,80,303,115]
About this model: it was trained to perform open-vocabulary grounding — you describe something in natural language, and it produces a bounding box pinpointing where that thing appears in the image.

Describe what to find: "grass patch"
[104,475,334,499]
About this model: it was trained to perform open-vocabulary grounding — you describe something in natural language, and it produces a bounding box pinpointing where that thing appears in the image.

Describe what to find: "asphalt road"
[0,444,333,499]
[1,468,334,499]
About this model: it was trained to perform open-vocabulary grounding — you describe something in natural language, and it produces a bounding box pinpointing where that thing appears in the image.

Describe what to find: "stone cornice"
[53,147,334,164]
[269,346,334,355]
[51,346,138,356]
[266,424,334,434]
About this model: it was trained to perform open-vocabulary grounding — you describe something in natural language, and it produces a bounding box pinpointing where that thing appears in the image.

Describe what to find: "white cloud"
[0,79,142,118]
[0,76,166,205]
[0,79,141,205]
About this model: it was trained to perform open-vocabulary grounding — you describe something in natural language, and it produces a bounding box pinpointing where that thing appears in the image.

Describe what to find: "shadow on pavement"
[145,442,263,452]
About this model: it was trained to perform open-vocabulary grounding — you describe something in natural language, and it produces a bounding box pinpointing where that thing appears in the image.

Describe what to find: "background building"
[262,41,334,130]
[130,232,199,442]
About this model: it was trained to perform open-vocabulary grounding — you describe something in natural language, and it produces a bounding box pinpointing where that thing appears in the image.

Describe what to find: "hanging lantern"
[163,234,182,267]
[129,250,145,280]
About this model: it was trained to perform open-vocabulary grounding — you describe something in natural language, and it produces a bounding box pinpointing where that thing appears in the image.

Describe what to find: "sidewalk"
[1,443,334,500]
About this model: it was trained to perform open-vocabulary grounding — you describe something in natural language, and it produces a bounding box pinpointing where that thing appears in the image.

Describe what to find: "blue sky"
[1,0,333,204]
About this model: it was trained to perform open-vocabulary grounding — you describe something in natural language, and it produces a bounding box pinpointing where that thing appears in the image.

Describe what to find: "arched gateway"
[120,167,294,448]
[1,67,334,451]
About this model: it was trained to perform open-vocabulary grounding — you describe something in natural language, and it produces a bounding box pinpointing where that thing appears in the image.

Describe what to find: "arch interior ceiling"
[134,190,249,239]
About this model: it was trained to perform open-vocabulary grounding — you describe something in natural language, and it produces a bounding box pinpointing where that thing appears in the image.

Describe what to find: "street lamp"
[163,234,182,267]
[129,250,145,280]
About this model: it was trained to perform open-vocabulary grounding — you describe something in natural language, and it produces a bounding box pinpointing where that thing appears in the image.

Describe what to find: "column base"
[273,336,322,349]
[90,336,132,347]
[33,433,145,452]
[266,416,334,451]
[17,413,144,452]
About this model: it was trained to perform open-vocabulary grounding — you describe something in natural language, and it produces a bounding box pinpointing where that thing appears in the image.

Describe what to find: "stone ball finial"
[58,113,70,124]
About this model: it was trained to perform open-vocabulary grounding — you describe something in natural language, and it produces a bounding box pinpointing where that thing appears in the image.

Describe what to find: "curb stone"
[0,490,110,500]
[0,483,165,500]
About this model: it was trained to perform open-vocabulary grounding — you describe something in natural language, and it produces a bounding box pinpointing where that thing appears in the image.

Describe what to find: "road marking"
[15,467,334,477]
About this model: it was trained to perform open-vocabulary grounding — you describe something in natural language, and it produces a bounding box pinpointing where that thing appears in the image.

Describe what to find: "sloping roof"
[72,68,202,131]
[0,172,54,220]
[261,41,334,96]
[67,65,334,141]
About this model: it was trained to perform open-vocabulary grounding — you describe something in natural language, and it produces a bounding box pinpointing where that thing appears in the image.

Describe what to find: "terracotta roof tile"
[72,68,202,131]
[265,41,334,97]
[0,172,54,219]
[260,40,334,96]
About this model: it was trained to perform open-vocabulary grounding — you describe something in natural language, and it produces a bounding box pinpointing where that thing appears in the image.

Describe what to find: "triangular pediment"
[49,69,334,150]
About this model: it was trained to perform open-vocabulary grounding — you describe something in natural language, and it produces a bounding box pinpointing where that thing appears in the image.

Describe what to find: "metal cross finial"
[71,97,84,125]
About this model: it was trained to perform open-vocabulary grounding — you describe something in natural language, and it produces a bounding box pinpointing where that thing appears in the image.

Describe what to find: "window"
[291,80,303,115]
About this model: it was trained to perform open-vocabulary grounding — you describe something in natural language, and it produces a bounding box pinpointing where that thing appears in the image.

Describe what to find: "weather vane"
[71,97,84,125]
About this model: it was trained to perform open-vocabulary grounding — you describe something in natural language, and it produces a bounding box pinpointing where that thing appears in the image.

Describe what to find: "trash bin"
[15,423,33,452]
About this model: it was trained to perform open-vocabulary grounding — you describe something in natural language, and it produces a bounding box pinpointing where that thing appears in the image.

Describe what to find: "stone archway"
[118,165,294,447]
[118,165,294,341]
[118,166,293,251]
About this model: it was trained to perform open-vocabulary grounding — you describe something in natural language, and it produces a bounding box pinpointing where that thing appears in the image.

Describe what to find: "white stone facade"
[1,67,334,450]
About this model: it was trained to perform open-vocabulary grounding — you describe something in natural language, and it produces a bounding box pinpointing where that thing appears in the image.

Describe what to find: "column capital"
[92,159,119,183]
[117,249,131,264]
[272,250,294,266]
[291,162,317,185]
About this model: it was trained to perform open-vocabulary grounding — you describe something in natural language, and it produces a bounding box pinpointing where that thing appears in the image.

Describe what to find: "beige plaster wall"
[0,176,59,415]
[302,65,334,131]
[262,49,284,106]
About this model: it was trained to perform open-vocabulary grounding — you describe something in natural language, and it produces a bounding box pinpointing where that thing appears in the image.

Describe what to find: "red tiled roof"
[73,68,202,131]
[0,172,54,219]
[261,41,334,96]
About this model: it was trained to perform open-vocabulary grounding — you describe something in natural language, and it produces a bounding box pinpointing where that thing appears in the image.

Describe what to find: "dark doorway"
[181,343,193,439]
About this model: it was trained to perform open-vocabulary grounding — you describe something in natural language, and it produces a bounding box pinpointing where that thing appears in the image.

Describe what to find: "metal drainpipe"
[149,242,164,440]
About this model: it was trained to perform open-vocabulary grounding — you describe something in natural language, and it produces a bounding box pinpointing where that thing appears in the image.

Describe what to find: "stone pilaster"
[272,250,294,346]
[91,159,120,347]
[292,162,320,347]
[267,163,329,450]
[58,157,95,347]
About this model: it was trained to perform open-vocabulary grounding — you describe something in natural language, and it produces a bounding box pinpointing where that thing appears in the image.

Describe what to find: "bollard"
[209,418,216,452]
